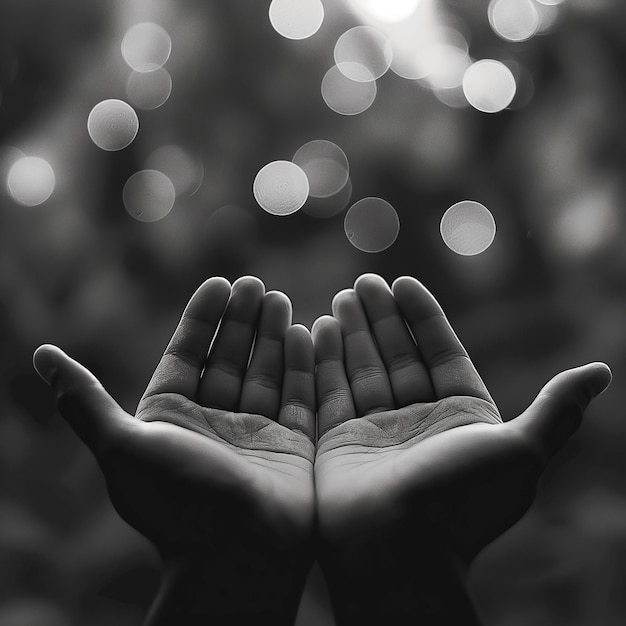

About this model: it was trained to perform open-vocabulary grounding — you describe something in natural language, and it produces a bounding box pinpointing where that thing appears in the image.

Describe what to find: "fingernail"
[33,345,57,385]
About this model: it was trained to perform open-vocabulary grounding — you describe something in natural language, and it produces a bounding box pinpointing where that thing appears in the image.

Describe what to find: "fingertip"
[232,275,266,295]
[285,324,314,368]
[286,323,312,347]
[205,275,231,288]
[311,315,338,343]
[264,290,293,316]
[391,275,424,295]
[183,276,232,320]
[33,344,64,385]
[331,288,356,316]
[288,323,312,339]
[585,361,612,395]
[392,276,443,319]
[194,276,231,295]
[354,273,387,290]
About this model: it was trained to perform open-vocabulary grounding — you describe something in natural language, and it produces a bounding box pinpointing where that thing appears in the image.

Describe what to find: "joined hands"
[33,273,611,626]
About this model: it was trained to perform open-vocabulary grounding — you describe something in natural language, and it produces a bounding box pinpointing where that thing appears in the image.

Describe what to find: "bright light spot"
[360,0,420,23]
[303,177,353,218]
[292,140,349,198]
[268,0,324,40]
[344,197,399,252]
[123,170,175,222]
[321,64,377,115]
[253,160,309,216]
[488,0,540,42]
[551,188,618,257]
[121,22,172,73]
[391,27,468,81]
[440,200,496,255]
[334,26,393,82]
[7,156,55,206]
[535,0,564,5]
[463,60,516,113]
[126,68,172,110]
[146,145,204,197]
[87,99,139,151]
[419,44,470,89]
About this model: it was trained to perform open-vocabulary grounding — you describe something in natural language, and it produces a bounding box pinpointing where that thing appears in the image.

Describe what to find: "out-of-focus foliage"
[1,0,626,624]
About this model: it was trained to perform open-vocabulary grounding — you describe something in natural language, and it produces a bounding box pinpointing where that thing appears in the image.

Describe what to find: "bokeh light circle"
[126,68,172,110]
[462,60,516,113]
[146,145,204,197]
[121,22,172,73]
[269,0,324,40]
[440,200,496,255]
[391,27,469,81]
[292,140,349,198]
[334,26,393,82]
[321,64,377,115]
[253,160,309,216]
[419,44,470,89]
[7,156,55,206]
[87,99,139,151]
[344,197,400,252]
[123,170,175,222]
[488,0,540,42]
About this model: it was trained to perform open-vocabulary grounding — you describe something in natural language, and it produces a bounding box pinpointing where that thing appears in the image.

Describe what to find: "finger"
[392,276,494,404]
[239,291,292,419]
[198,276,265,409]
[33,344,128,456]
[354,273,435,406]
[141,277,231,402]
[279,324,316,442]
[512,362,611,464]
[312,315,355,437]
[332,289,394,416]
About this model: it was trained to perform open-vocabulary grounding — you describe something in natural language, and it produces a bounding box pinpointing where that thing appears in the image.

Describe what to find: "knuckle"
[245,371,281,391]
[427,347,469,370]
[164,345,203,367]
[350,364,386,386]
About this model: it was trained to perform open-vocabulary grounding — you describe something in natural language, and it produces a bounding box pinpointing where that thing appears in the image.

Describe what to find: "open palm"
[313,274,611,565]
[34,276,316,562]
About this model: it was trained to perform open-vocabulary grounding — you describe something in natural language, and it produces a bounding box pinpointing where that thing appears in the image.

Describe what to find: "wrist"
[319,531,482,626]
[144,543,313,626]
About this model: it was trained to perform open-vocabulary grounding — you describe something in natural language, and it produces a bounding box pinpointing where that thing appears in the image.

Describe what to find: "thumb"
[512,362,612,463]
[33,344,127,455]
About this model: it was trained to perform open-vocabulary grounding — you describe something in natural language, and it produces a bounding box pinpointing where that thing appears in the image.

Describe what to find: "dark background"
[1,0,626,624]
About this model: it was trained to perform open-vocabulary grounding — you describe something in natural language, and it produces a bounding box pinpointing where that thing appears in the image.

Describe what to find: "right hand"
[33,276,317,576]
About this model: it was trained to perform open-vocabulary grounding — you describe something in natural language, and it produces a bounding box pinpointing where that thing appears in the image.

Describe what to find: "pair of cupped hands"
[33,274,611,626]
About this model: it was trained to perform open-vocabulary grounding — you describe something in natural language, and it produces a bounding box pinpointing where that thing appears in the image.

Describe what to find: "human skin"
[312,273,611,626]
[33,276,317,626]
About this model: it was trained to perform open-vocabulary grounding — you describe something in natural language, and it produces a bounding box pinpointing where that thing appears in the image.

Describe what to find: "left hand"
[313,274,611,592]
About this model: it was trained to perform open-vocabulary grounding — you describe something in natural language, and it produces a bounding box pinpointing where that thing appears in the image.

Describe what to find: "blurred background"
[1,0,626,624]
